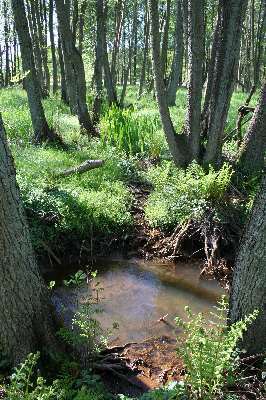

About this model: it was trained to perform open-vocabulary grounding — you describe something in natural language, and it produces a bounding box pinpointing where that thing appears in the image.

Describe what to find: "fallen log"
[56,159,104,177]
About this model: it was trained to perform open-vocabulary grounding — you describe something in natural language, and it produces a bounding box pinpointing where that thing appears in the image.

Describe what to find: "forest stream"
[52,259,225,393]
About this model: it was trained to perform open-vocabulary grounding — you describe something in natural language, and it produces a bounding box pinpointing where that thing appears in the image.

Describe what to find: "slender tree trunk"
[3,1,11,87]
[138,1,150,98]
[93,0,104,122]
[58,34,68,104]
[55,0,97,135]
[11,0,57,143]
[167,0,183,106]
[203,0,249,165]
[161,0,171,78]
[149,0,190,167]
[229,174,266,355]
[184,0,204,161]
[0,114,58,366]
[238,82,266,176]
[101,0,118,105]
[78,1,87,54]
[49,0,58,94]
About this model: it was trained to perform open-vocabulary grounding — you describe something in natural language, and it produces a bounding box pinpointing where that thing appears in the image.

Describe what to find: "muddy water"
[53,258,224,346]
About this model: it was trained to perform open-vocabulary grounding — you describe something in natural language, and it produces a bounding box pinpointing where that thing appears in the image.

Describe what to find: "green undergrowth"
[0,86,257,254]
[144,161,234,229]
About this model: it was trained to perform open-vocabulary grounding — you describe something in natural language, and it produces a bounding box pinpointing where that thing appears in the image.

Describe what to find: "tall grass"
[100,105,164,157]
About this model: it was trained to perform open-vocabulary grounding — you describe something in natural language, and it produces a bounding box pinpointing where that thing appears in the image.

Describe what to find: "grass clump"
[100,105,164,157]
[144,161,233,229]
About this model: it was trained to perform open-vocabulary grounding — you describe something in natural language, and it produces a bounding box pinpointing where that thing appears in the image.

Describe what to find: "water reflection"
[53,259,225,345]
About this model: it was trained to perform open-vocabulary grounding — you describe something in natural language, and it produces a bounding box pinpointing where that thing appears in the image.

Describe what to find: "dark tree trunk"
[238,82,266,177]
[229,174,266,355]
[11,0,56,144]
[78,1,87,54]
[0,115,58,366]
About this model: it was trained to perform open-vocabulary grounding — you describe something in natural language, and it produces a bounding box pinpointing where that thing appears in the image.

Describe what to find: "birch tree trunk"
[229,174,266,355]
[0,114,57,366]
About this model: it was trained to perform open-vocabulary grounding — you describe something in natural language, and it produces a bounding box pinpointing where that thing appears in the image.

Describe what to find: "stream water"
[52,258,225,346]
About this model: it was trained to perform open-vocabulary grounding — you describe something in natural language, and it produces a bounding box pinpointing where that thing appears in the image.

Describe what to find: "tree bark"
[238,82,266,176]
[161,0,171,78]
[0,114,57,365]
[229,174,266,355]
[149,0,190,167]
[184,0,204,161]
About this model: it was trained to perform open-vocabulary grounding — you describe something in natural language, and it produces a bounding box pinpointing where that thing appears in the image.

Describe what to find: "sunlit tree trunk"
[49,0,58,94]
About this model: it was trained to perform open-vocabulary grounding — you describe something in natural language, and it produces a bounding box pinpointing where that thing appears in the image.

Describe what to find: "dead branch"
[56,159,104,177]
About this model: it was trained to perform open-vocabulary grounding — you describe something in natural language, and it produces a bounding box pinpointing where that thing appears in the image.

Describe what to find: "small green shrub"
[4,352,65,400]
[175,296,258,400]
[145,161,233,229]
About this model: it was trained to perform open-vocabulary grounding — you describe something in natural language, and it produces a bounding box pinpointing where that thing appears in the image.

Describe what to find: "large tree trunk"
[0,115,57,365]
[11,0,56,144]
[238,82,266,176]
[184,0,204,161]
[166,0,183,106]
[203,0,249,165]
[149,0,190,167]
[229,174,266,355]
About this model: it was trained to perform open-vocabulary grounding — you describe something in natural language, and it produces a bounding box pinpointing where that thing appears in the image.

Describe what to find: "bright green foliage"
[175,296,259,400]
[145,162,233,228]
[4,352,65,400]
[100,105,164,157]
